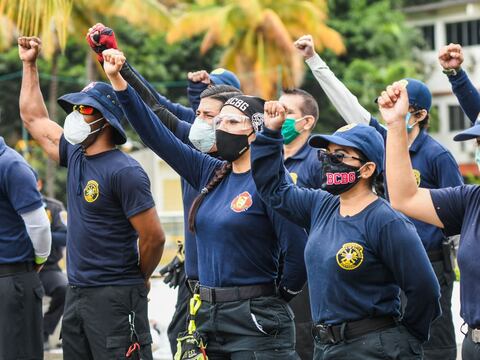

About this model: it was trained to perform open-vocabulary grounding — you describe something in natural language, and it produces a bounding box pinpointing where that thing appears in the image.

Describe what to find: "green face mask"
[281,117,304,144]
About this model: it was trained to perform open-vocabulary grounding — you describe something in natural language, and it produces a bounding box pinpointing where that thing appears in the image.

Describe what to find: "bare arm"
[130,208,166,286]
[379,81,444,228]
[18,37,63,163]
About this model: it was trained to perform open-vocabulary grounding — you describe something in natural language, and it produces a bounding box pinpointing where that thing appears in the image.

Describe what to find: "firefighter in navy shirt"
[0,137,51,359]
[18,36,166,359]
[104,50,307,359]
[251,101,440,359]
[380,80,480,360]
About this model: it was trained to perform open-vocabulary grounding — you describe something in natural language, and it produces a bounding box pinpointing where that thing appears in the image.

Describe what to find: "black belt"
[468,327,480,344]
[0,262,34,277]
[427,249,443,262]
[312,316,397,344]
[199,283,276,303]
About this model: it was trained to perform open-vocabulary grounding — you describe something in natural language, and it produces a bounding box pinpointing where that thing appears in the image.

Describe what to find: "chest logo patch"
[84,180,100,203]
[45,209,53,224]
[230,191,253,213]
[289,172,298,184]
[413,169,421,187]
[336,242,364,271]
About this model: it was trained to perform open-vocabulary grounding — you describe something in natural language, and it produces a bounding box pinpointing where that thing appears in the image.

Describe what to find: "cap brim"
[453,124,480,142]
[57,92,126,145]
[309,134,359,150]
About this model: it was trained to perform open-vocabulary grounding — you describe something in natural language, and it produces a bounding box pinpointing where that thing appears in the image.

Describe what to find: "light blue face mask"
[405,112,417,133]
[188,117,216,153]
[475,146,480,171]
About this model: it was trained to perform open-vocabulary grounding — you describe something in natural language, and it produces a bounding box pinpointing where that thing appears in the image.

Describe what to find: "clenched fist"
[18,37,42,63]
[294,35,316,60]
[102,49,126,77]
[187,70,210,84]
[377,80,409,127]
[264,101,287,131]
[438,43,464,70]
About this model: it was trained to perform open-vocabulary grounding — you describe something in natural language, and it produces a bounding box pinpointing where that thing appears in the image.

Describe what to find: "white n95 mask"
[188,117,216,153]
[64,111,105,145]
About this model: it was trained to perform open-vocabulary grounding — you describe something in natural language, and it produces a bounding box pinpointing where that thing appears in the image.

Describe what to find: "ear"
[359,162,376,179]
[417,109,428,122]
[302,115,316,131]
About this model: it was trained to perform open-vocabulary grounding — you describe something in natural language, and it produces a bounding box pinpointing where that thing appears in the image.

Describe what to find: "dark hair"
[282,88,319,125]
[188,162,232,232]
[372,173,386,198]
[412,106,429,130]
[200,85,242,99]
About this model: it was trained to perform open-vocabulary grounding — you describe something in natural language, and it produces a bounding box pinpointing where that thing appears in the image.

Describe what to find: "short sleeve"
[59,135,75,168]
[5,161,43,215]
[112,166,156,219]
[430,185,474,236]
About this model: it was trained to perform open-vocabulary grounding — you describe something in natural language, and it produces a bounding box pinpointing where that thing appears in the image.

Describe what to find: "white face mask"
[188,117,216,153]
[63,111,105,145]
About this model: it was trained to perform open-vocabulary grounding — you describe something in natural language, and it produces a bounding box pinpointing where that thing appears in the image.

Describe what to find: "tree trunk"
[86,52,97,83]
[46,49,60,198]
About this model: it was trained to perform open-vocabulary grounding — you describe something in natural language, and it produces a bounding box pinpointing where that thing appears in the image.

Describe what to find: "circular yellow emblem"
[336,242,364,270]
[84,180,99,203]
[336,123,357,133]
[413,169,421,187]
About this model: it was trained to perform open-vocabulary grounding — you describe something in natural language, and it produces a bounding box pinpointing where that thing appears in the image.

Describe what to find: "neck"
[284,131,309,160]
[84,135,116,156]
[232,149,251,173]
[338,182,378,216]
[407,126,421,147]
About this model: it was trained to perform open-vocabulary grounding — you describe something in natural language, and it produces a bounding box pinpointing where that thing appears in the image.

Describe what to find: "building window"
[446,19,480,46]
[418,25,435,50]
[448,105,468,131]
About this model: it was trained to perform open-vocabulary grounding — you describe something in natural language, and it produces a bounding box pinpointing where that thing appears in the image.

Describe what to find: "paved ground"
[45,279,464,360]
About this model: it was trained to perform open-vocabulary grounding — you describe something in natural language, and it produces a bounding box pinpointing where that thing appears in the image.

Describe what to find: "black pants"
[196,295,299,359]
[289,284,313,360]
[61,284,153,360]
[39,269,68,338]
[462,332,480,360]
[313,324,423,359]
[0,270,44,360]
[423,260,456,360]
[166,268,189,355]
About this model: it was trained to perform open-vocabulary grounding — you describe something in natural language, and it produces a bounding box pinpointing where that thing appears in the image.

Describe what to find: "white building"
[405,0,480,176]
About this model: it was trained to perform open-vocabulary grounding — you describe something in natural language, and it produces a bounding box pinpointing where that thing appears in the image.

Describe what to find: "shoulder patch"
[59,210,68,226]
[230,191,253,213]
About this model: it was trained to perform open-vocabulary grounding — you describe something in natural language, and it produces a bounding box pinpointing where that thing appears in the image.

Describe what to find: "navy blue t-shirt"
[116,85,307,292]
[370,118,464,251]
[0,137,43,264]
[251,128,441,342]
[430,185,480,327]
[59,136,155,286]
[284,141,323,189]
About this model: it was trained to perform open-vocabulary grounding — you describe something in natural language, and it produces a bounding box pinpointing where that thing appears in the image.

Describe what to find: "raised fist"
[187,70,211,84]
[264,101,287,131]
[294,35,316,60]
[102,49,126,77]
[86,23,118,62]
[377,80,409,127]
[438,43,464,70]
[18,37,42,63]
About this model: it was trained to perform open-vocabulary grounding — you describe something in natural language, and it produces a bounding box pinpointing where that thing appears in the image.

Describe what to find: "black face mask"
[321,159,362,195]
[215,129,253,162]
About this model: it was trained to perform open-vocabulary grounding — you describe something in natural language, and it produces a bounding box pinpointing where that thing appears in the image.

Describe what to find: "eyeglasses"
[317,149,367,164]
[213,114,252,132]
[73,105,97,115]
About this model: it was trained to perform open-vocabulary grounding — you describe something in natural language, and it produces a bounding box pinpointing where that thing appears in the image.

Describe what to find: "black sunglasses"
[317,149,367,164]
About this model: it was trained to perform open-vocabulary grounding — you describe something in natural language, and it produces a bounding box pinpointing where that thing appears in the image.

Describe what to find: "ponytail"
[188,162,232,233]
[373,172,386,199]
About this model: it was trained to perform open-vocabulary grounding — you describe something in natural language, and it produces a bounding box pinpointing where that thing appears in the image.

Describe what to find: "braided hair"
[188,162,232,232]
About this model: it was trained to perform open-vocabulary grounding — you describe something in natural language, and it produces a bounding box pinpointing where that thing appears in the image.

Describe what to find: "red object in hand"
[86,23,118,63]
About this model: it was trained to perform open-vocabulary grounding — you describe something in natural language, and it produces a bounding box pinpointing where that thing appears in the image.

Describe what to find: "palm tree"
[0,0,171,197]
[167,0,345,98]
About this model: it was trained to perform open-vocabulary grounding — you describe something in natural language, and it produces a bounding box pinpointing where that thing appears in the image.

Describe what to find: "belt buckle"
[472,328,480,344]
[313,324,336,344]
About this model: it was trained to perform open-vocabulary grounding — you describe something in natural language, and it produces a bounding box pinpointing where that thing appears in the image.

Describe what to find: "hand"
[187,70,211,84]
[294,35,316,59]
[377,80,409,127]
[264,101,287,131]
[86,23,118,62]
[18,37,42,63]
[102,49,126,77]
[158,255,184,288]
[438,43,463,70]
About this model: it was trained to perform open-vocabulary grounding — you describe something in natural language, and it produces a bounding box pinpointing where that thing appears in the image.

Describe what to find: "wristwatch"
[442,68,460,76]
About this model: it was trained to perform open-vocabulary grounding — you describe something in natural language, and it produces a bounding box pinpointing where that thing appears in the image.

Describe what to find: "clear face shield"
[213,113,254,134]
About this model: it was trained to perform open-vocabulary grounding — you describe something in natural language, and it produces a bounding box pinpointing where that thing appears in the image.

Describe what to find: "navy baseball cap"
[404,78,432,111]
[453,118,480,141]
[210,68,241,90]
[309,123,385,174]
[57,82,127,145]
